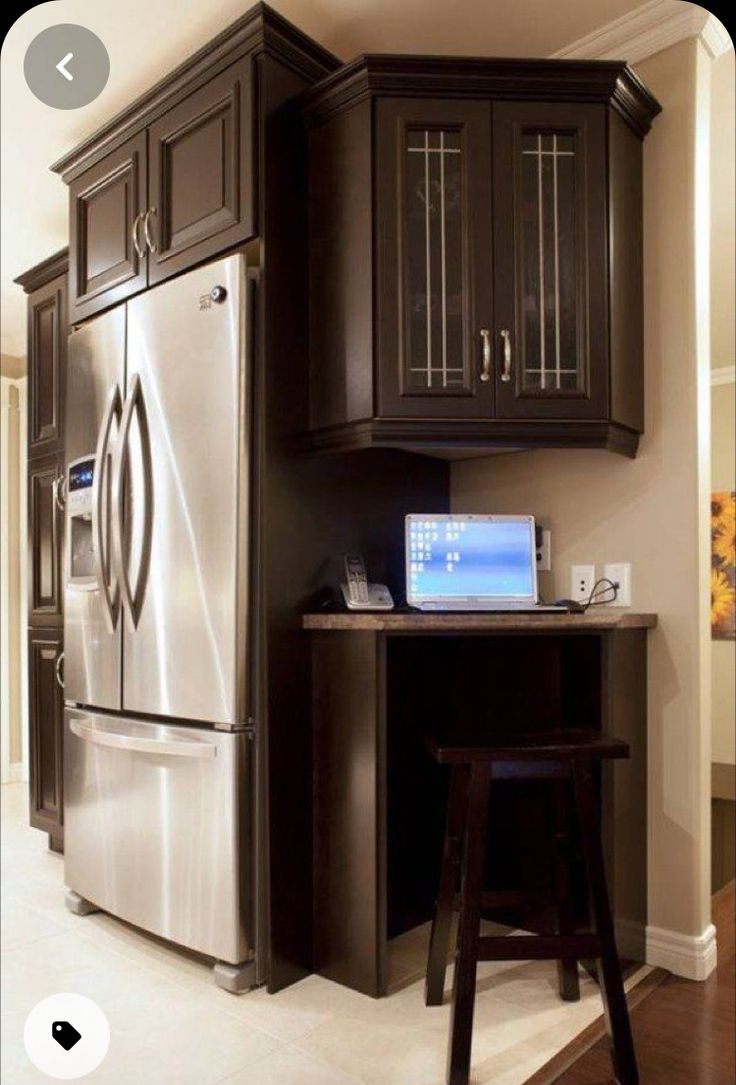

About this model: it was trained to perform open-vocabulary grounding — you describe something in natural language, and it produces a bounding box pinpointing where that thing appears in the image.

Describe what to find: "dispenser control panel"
[67,457,95,516]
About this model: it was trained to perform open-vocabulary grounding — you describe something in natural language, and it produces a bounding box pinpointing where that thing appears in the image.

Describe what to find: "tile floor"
[1,783,646,1084]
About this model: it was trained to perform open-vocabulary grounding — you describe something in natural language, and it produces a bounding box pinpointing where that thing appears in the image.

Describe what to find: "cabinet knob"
[55,651,65,690]
[143,208,158,254]
[131,212,146,260]
[53,473,66,512]
[500,329,512,383]
[479,329,492,382]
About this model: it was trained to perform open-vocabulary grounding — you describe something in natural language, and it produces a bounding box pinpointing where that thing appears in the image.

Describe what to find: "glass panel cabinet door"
[492,102,608,420]
[376,100,493,418]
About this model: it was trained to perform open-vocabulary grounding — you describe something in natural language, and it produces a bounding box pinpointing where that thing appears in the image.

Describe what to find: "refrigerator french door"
[63,255,256,987]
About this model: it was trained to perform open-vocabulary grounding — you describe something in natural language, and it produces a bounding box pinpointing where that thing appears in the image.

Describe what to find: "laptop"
[405,514,567,612]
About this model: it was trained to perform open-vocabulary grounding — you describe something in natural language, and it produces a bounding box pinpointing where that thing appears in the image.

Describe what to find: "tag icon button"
[52,1020,82,1051]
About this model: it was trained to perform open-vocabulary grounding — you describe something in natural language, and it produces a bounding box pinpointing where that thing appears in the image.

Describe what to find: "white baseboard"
[646,922,718,980]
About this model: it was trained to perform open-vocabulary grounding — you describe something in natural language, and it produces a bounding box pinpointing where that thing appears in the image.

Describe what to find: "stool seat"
[427,728,630,764]
[425,728,638,1085]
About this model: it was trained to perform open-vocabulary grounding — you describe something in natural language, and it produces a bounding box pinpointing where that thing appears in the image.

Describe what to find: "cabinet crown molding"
[49,2,339,183]
[303,55,662,137]
[552,0,733,64]
[14,249,69,295]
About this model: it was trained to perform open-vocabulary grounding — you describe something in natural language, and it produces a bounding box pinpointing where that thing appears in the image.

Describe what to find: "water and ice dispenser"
[67,457,96,584]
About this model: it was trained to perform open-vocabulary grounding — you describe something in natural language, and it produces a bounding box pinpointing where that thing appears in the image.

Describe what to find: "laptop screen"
[405,515,537,604]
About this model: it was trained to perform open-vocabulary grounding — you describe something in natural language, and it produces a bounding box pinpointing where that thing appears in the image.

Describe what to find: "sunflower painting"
[711,491,736,639]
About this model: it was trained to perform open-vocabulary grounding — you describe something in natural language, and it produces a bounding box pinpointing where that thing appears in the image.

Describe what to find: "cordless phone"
[341,555,394,611]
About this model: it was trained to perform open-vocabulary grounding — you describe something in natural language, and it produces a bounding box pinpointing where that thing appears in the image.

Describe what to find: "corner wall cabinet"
[305,58,661,457]
[15,250,69,853]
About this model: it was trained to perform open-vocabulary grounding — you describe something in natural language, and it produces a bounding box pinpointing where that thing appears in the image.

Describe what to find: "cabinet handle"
[143,208,158,253]
[55,651,65,690]
[500,329,512,383]
[131,212,146,260]
[53,473,66,511]
[479,328,492,383]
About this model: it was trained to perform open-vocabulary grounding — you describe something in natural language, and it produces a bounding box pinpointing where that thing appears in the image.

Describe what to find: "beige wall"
[452,38,713,960]
[1,374,26,778]
[710,50,735,371]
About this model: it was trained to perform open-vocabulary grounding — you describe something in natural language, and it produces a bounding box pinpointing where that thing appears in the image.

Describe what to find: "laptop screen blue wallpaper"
[407,520,535,599]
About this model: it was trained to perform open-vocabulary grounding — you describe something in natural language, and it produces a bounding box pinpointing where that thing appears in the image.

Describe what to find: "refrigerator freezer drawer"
[64,708,253,965]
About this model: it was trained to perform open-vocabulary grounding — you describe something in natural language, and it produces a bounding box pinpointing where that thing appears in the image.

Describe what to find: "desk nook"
[305,610,656,1003]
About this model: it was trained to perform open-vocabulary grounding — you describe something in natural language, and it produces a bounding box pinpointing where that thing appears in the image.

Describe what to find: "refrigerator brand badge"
[199,292,213,311]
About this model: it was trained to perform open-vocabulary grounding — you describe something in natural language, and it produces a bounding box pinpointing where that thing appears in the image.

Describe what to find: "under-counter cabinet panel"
[147,59,254,284]
[28,629,64,847]
[305,58,661,457]
[69,134,148,323]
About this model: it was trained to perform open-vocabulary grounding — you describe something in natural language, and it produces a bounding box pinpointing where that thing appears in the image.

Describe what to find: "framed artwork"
[711,491,736,639]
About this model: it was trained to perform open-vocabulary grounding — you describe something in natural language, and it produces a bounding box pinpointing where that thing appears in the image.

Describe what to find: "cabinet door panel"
[376,99,493,419]
[28,453,64,625]
[69,133,147,322]
[148,59,254,284]
[28,629,64,840]
[28,275,67,455]
[493,102,608,420]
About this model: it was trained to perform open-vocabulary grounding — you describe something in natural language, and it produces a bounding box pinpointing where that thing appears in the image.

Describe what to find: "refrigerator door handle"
[69,718,217,759]
[112,373,154,629]
[93,383,123,633]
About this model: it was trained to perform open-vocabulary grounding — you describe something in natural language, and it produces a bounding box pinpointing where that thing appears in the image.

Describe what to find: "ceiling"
[1,0,654,354]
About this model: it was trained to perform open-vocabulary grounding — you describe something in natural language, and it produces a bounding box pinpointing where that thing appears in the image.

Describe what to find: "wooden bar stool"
[424,729,638,1085]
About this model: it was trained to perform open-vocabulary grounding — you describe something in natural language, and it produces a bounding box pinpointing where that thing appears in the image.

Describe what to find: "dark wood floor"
[553,880,735,1085]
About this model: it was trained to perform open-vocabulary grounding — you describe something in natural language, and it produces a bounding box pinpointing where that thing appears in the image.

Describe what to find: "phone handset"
[341,554,394,611]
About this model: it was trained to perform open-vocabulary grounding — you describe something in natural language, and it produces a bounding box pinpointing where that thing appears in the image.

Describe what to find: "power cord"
[583,577,619,610]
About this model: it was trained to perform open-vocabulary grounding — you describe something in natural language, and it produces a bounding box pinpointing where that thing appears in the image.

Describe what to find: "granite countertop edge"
[303,611,658,631]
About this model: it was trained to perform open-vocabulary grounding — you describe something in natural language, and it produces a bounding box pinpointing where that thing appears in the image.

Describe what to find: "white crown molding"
[646,921,718,979]
[712,365,736,385]
[552,0,734,64]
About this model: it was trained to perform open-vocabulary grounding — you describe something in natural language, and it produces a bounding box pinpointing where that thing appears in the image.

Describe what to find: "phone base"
[340,583,394,611]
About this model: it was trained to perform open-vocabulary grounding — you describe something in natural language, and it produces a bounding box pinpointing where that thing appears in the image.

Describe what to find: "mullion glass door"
[493,102,608,420]
[376,99,493,419]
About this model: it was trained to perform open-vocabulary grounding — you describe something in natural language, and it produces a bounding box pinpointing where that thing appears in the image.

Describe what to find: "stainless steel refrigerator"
[62,254,257,992]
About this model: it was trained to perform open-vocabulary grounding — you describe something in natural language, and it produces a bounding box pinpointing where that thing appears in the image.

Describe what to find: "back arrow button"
[56,52,74,81]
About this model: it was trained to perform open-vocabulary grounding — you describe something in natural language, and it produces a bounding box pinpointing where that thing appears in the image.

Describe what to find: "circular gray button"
[24,25,109,110]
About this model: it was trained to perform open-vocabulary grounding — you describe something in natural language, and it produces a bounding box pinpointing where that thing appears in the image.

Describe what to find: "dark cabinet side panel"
[27,275,67,456]
[69,132,147,323]
[309,100,374,430]
[28,452,64,625]
[147,58,255,285]
[608,109,644,433]
[28,628,64,843]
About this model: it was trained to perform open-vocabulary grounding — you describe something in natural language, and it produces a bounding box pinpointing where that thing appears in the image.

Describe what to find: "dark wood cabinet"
[28,452,64,625]
[28,629,64,847]
[62,55,256,320]
[305,58,661,457]
[148,59,254,284]
[26,270,67,456]
[69,134,147,323]
[376,98,493,420]
[15,250,69,852]
[492,101,608,421]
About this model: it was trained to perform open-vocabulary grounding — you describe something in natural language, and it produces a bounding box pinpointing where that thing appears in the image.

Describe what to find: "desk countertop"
[303,611,658,632]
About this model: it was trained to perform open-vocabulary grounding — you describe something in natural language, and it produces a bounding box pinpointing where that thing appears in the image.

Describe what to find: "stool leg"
[426,765,470,1006]
[552,781,580,1002]
[573,760,638,1085]
[447,763,490,1085]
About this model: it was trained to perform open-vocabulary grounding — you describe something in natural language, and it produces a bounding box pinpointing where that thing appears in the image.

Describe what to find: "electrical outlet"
[603,563,631,607]
[536,529,551,571]
[571,564,596,604]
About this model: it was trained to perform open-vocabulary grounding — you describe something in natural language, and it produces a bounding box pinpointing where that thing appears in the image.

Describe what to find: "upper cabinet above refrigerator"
[304,57,661,458]
[52,5,338,326]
